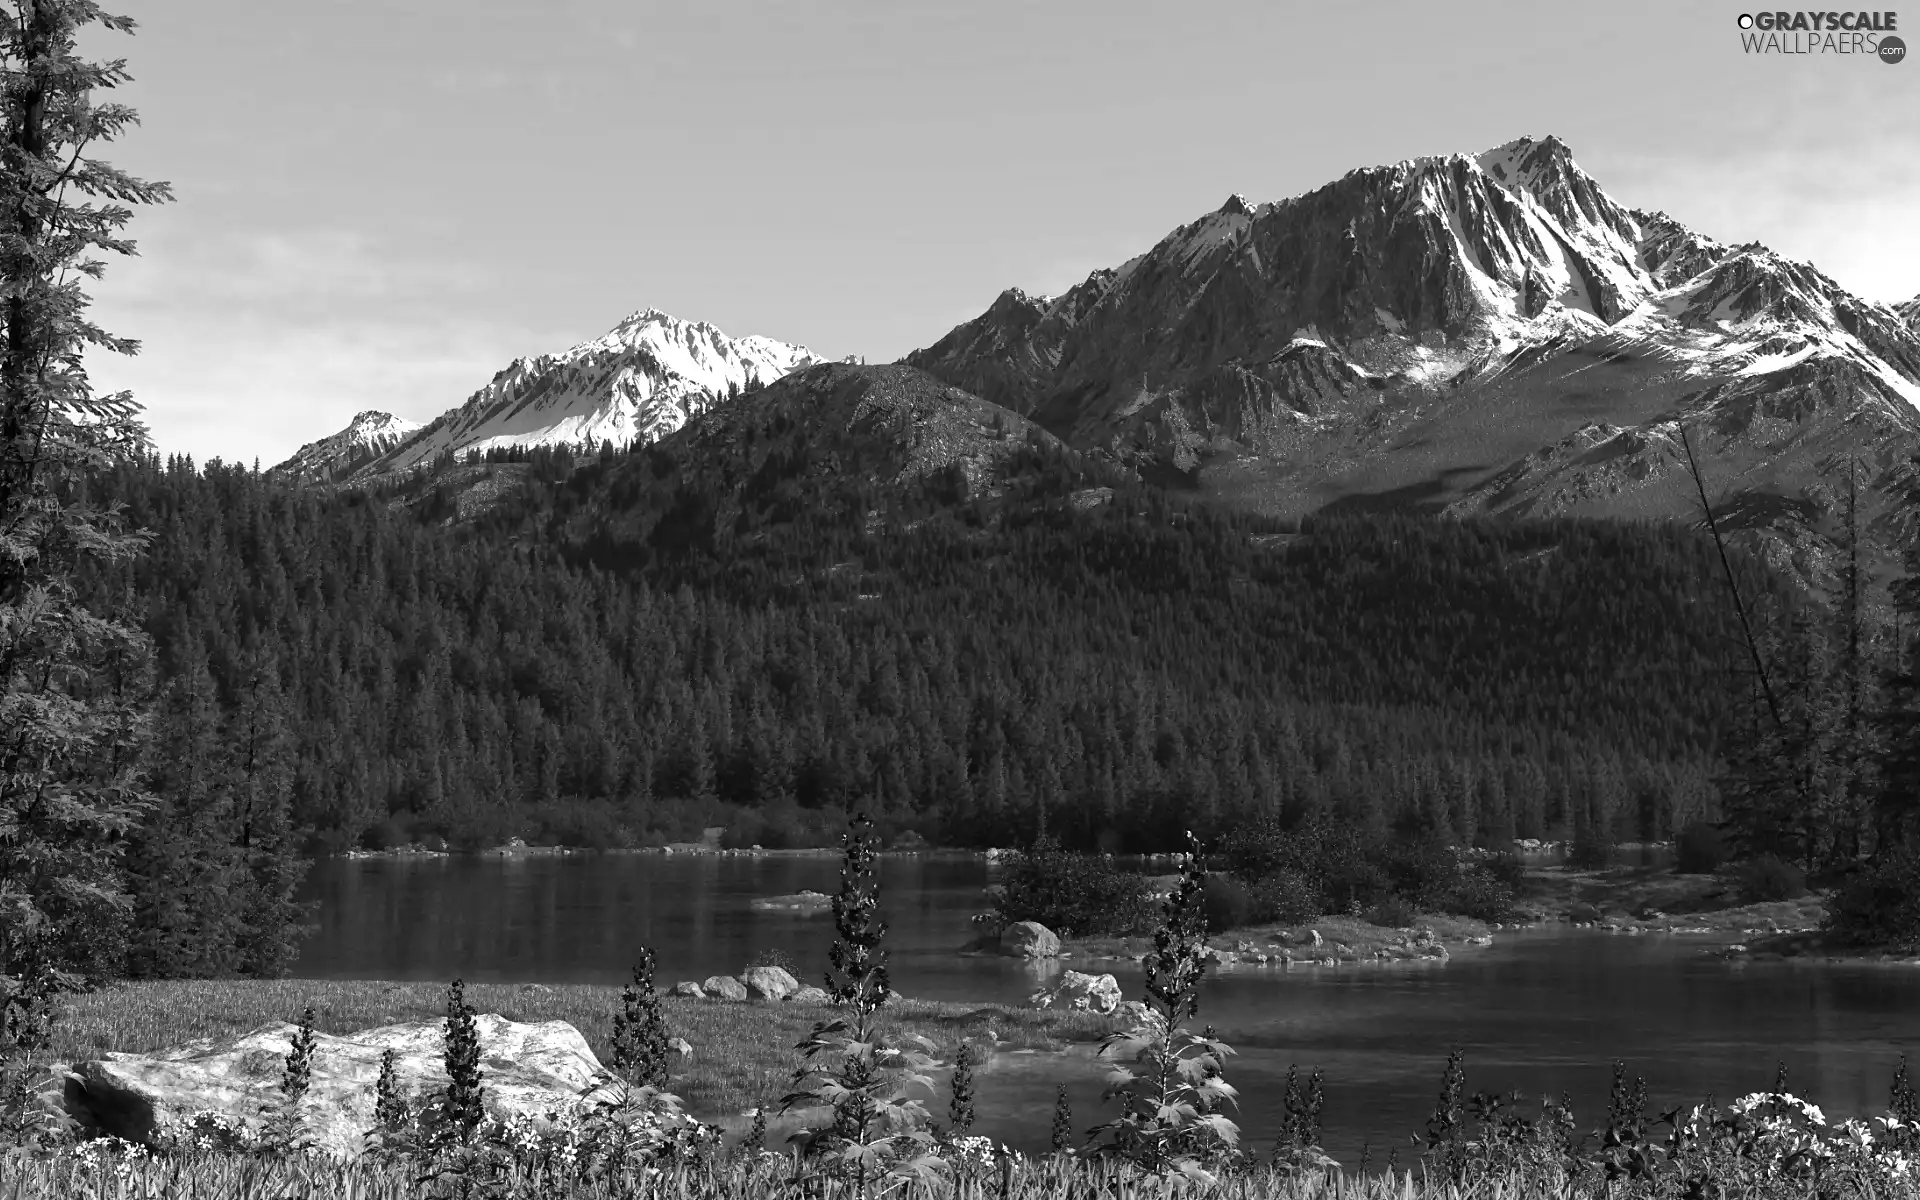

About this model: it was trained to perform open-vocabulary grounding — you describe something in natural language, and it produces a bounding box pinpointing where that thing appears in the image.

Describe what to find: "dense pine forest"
[71,441,1808,864]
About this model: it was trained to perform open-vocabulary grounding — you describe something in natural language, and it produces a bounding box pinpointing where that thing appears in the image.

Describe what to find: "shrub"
[1676,821,1727,874]
[1250,869,1322,925]
[1443,866,1516,922]
[1322,858,1393,914]
[1383,837,1461,909]
[1567,824,1614,870]
[1365,896,1420,928]
[994,841,1155,937]
[1201,873,1253,934]
[748,946,800,977]
[1733,854,1807,903]
[1219,815,1293,882]
[358,817,410,853]
[1478,850,1527,891]
[1826,847,1920,949]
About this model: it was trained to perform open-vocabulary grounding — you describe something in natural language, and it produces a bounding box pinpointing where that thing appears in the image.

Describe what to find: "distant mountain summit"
[269,410,422,481]
[906,135,1920,573]
[275,310,830,480]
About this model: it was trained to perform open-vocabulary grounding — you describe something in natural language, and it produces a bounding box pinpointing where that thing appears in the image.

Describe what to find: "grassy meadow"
[41,979,1117,1122]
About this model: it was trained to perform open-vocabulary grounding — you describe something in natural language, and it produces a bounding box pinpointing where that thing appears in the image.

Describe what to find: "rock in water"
[49,1015,617,1160]
[1027,971,1122,1015]
[998,921,1061,959]
[740,966,799,1001]
[749,890,834,914]
[1114,1000,1166,1035]
[701,976,749,1002]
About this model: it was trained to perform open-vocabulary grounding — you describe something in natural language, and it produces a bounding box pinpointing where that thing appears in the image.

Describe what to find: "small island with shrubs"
[963,813,1920,969]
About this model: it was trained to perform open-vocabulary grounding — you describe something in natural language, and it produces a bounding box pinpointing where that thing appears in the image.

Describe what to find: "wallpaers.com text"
[1736,11,1905,58]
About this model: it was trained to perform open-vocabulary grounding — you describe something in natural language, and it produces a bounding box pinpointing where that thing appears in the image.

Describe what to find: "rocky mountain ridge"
[905,136,1920,585]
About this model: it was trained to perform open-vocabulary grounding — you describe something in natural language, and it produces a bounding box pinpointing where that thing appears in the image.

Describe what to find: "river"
[291,852,1920,1162]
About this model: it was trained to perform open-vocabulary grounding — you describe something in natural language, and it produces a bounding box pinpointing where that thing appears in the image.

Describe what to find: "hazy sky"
[79,0,1918,467]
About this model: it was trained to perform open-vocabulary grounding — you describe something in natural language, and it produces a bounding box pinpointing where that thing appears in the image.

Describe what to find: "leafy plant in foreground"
[1084,832,1241,1183]
[609,948,671,1091]
[1050,1085,1073,1154]
[441,978,485,1141]
[947,1041,976,1135]
[782,811,945,1190]
[1272,1064,1333,1172]
[259,1004,317,1152]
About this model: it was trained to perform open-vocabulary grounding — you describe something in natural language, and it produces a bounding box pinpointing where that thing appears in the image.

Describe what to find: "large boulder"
[46,1015,617,1160]
[1027,971,1122,1015]
[998,921,1060,959]
[785,986,834,1006]
[740,966,799,1001]
[668,981,706,999]
[701,975,749,1002]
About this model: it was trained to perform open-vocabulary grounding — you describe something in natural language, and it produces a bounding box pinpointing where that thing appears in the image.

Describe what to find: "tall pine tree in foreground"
[0,0,170,1010]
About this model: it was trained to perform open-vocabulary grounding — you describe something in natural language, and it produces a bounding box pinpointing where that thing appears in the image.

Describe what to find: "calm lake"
[292,852,1920,1162]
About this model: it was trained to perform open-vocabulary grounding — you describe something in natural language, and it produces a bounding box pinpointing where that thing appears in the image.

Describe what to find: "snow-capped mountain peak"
[1899,293,1920,332]
[268,410,422,481]
[278,310,830,480]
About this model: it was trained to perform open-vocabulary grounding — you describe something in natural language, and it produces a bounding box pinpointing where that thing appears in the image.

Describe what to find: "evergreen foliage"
[0,0,169,1036]
[72,451,1792,862]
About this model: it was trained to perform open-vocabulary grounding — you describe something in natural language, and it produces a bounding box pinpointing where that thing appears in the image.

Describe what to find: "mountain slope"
[462,361,1076,565]
[269,411,422,481]
[906,136,1920,581]
[277,309,831,479]
[1899,294,1920,332]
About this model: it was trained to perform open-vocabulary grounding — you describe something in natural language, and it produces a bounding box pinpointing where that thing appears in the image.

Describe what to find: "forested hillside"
[75,442,1800,857]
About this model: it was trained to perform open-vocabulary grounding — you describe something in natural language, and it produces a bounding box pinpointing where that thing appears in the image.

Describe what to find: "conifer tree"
[227,651,316,976]
[0,0,170,1023]
[122,648,246,977]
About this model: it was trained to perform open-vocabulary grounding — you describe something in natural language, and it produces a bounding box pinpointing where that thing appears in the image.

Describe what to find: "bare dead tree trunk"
[1843,455,1865,861]
[1678,422,1783,732]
